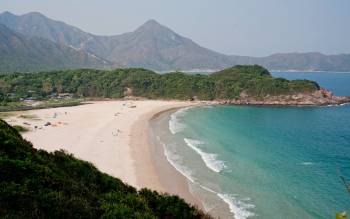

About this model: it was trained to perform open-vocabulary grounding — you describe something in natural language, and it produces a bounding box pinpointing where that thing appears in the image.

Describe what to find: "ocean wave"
[322,102,350,108]
[217,193,255,219]
[184,138,226,173]
[198,183,256,219]
[161,139,195,183]
[300,162,314,166]
[158,137,254,219]
[169,107,191,134]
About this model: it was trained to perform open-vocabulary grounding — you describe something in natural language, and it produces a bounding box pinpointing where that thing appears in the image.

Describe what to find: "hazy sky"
[1,0,349,56]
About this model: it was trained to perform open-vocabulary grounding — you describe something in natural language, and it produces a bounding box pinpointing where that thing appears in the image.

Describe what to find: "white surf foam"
[158,138,254,219]
[300,162,314,166]
[169,107,191,134]
[161,140,195,183]
[199,184,217,194]
[217,193,255,219]
[184,138,226,173]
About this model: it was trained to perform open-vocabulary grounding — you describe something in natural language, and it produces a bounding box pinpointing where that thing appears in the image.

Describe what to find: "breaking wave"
[184,138,226,173]
[169,107,191,134]
[217,193,256,219]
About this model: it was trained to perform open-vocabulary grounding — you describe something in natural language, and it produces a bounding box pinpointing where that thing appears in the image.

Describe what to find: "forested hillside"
[0,65,319,103]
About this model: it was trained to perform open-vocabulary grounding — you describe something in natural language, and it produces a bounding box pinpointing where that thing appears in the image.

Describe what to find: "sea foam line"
[184,138,226,173]
[300,162,314,166]
[169,107,191,134]
[217,193,256,219]
[159,136,195,183]
[159,137,255,219]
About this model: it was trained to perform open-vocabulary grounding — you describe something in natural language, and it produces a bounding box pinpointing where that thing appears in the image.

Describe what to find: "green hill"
[0,65,319,104]
[0,120,210,218]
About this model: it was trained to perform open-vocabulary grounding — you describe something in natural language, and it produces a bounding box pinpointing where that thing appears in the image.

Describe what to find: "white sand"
[4,100,195,189]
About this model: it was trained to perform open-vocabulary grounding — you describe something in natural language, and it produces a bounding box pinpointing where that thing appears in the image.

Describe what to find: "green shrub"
[12,125,30,133]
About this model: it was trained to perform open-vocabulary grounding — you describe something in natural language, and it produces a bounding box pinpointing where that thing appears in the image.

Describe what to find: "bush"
[12,125,30,132]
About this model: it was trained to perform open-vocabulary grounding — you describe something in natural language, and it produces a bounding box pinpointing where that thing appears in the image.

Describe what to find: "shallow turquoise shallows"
[163,72,350,219]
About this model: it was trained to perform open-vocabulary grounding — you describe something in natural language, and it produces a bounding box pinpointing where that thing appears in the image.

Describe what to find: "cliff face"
[220,88,350,106]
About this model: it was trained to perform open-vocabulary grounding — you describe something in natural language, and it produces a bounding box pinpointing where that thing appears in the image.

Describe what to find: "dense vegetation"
[0,120,210,218]
[0,99,83,112]
[0,65,319,103]
[12,124,29,133]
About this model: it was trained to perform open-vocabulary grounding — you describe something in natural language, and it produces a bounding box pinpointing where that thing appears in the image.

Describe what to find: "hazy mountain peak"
[143,19,161,26]
[0,21,111,72]
[22,11,47,18]
[0,11,16,24]
[136,19,171,33]
[0,11,15,17]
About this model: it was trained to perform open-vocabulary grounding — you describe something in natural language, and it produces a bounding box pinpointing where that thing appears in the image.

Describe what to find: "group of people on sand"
[112,129,122,137]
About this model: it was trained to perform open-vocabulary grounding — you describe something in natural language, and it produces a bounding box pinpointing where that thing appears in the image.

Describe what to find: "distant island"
[0,65,349,109]
[0,11,350,73]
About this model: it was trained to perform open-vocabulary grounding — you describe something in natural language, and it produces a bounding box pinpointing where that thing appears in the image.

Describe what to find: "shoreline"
[1,90,349,115]
[2,100,206,210]
[7,100,349,218]
[130,105,205,209]
[146,106,234,218]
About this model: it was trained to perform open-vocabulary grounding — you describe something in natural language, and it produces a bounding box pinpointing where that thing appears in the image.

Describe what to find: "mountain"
[96,19,235,70]
[0,23,111,73]
[228,52,350,72]
[251,52,350,72]
[0,11,109,59]
[0,12,232,70]
[0,11,349,72]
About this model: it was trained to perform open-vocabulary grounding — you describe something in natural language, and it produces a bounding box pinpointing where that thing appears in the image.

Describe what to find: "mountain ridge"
[0,11,349,72]
[0,22,111,73]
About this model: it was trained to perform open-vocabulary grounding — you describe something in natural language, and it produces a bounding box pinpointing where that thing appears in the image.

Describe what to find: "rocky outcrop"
[219,88,350,106]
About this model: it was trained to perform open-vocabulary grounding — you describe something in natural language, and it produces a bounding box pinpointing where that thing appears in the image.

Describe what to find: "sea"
[153,72,350,219]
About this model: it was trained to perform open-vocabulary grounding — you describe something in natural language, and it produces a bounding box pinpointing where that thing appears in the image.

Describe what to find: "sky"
[1,0,349,57]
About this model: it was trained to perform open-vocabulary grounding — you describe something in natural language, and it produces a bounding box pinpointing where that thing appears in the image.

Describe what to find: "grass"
[0,112,15,119]
[12,125,30,133]
[18,114,40,120]
[0,99,84,112]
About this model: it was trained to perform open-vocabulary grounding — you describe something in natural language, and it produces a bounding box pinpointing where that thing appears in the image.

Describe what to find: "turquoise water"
[164,72,350,218]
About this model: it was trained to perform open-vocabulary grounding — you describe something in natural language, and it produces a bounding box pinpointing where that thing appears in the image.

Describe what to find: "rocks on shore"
[219,88,350,106]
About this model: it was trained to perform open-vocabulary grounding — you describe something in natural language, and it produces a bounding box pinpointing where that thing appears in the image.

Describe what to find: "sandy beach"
[3,100,203,208]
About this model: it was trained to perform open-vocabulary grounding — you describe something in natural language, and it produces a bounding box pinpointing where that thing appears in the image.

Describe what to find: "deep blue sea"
[162,72,350,218]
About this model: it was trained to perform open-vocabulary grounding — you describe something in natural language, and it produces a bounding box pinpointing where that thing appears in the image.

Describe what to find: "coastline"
[5,99,348,218]
[130,105,205,209]
[2,100,206,211]
[9,99,350,218]
[143,105,234,219]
